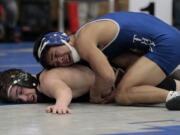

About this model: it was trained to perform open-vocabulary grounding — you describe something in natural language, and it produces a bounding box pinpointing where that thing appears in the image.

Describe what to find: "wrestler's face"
[8,85,37,103]
[46,45,74,67]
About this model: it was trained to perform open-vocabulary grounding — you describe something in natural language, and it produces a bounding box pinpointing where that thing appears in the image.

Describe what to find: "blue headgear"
[37,32,80,63]
[37,32,70,59]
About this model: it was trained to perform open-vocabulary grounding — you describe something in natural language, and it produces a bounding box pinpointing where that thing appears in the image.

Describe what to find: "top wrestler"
[33,11,180,110]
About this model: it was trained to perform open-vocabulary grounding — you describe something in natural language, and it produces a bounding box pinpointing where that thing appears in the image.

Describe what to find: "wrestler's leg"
[115,56,168,105]
[115,68,180,91]
[112,52,180,91]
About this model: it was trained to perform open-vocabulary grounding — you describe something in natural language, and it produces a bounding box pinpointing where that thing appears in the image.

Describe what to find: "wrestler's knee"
[115,92,131,105]
[114,84,133,105]
[115,72,141,105]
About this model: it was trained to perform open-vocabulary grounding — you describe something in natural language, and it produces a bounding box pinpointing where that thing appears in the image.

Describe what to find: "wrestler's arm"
[39,70,72,114]
[75,32,115,103]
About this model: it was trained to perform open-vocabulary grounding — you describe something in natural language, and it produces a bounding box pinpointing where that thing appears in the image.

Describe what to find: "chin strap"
[62,40,80,63]
[7,85,12,98]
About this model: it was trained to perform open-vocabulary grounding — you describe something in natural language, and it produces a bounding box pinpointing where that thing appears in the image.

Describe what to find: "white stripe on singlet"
[75,19,120,51]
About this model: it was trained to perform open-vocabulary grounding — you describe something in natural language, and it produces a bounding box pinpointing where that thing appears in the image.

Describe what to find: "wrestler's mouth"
[61,54,73,65]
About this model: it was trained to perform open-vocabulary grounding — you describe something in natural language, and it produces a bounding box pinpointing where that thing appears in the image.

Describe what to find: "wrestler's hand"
[100,67,124,103]
[46,104,72,115]
[89,74,113,104]
[101,89,116,104]
[90,88,113,104]
[90,88,104,103]
[90,91,114,104]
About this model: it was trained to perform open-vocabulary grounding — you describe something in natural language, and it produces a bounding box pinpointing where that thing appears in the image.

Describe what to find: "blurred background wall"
[0,0,179,43]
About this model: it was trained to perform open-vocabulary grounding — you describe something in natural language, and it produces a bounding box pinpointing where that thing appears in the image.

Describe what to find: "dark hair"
[0,68,38,102]
[33,35,43,62]
[33,35,52,69]
[0,69,23,101]
[39,47,52,69]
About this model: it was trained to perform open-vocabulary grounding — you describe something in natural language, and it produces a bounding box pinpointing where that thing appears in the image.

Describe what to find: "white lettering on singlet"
[133,34,156,52]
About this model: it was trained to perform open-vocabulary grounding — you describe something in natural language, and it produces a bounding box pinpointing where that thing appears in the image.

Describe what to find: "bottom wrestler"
[0,64,180,115]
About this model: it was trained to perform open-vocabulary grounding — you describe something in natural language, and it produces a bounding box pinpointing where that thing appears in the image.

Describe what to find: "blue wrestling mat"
[105,125,180,135]
[0,42,42,74]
